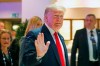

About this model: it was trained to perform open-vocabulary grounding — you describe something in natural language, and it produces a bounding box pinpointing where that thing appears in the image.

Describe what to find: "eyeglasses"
[1,38,11,41]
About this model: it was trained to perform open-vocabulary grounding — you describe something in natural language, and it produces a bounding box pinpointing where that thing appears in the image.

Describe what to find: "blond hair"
[24,16,42,36]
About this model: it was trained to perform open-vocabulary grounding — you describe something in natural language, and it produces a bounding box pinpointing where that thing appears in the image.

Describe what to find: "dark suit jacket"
[21,24,69,66]
[0,48,19,66]
[70,28,100,66]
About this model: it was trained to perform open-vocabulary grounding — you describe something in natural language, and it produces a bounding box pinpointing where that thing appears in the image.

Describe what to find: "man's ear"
[44,15,48,22]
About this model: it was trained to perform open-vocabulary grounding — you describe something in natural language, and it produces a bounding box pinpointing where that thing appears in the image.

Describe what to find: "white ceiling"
[55,0,100,8]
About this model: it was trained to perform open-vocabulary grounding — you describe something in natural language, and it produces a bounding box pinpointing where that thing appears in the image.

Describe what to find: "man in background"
[70,14,100,66]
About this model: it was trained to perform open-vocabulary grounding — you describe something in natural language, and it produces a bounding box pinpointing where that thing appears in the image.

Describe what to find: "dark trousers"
[89,61,99,66]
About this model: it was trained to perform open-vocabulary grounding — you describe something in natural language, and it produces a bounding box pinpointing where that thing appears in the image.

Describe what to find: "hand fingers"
[35,40,38,47]
[37,33,42,44]
[37,33,44,45]
[41,33,44,43]
[46,41,50,48]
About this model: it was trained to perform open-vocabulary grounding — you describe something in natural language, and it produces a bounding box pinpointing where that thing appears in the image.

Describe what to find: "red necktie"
[54,32,65,66]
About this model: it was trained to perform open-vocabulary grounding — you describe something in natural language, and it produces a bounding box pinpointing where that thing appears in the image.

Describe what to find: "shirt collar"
[45,23,55,35]
[86,28,96,33]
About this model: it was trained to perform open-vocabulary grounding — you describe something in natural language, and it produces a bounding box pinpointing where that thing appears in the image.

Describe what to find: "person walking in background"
[19,16,43,66]
[10,29,19,66]
[11,30,17,40]
[70,14,100,66]
[0,21,5,30]
[0,29,19,66]
[20,4,69,66]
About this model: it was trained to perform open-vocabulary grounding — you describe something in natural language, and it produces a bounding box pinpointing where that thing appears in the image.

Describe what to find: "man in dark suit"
[20,4,69,66]
[70,14,100,66]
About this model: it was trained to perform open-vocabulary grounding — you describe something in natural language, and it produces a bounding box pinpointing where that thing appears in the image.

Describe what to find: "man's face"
[84,16,96,29]
[45,10,64,32]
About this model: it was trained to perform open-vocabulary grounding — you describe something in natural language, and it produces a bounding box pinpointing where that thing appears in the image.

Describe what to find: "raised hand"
[35,33,50,57]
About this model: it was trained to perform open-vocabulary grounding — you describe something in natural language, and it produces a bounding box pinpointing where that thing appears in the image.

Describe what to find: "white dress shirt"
[45,23,66,63]
[87,28,98,61]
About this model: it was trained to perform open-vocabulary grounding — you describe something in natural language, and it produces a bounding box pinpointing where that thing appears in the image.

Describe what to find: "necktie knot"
[90,30,93,33]
[54,32,59,44]
[90,30,93,36]
[54,32,58,36]
[54,32,59,40]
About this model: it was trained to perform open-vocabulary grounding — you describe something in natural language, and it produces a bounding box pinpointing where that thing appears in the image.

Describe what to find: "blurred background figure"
[0,29,19,66]
[70,14,100,66]
[10,29,19,64]
[19,16,43,44]
[24,16,43,36]
[0,21,5,30]
[19,16,43,66]
[11,30,16,40]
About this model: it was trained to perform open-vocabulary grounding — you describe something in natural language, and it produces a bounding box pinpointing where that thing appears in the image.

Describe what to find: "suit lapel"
[81,28,89,55]
[58,33,69,65]
[0,50,3,62]
[96,29,100,48]
[83,28,88,45]
[41,24,61,65]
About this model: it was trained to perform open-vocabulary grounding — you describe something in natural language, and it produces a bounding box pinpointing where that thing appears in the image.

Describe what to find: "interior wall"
[64,8,100,19]
[22,0,53,22]
[0,2,21,18]
[22,0,100,22]
[55,0,100,8]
